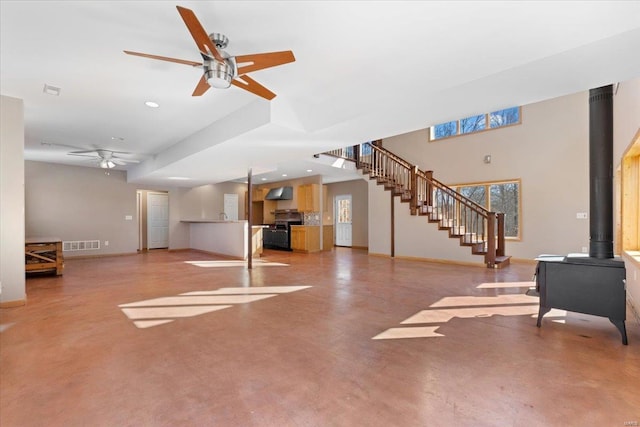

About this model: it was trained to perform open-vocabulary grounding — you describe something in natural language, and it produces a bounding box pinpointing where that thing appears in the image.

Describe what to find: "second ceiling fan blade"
[192,75,211,96]
[176,6,225,62]
[231,75,276,100]
[235,51,295,75]
[123,50,202,67]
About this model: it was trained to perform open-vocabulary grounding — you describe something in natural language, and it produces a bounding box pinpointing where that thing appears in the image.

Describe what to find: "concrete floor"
[1,248,639,426]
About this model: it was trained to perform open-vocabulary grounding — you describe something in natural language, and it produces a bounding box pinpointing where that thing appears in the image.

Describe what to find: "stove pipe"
[588,85,614,259]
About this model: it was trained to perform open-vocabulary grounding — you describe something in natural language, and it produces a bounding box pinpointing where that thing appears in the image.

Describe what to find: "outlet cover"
[104,241,109,246]
[125,215,133,220]
[576,212,588,219]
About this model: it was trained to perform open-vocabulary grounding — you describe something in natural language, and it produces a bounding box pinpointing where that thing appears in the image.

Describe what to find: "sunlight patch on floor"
[119,285,311,329]
[119,294,276,308]
[372,326,444,340]
[182,286,311,296]
[184,260,289,268]
[373,281,563,340]
[0,323,16,333]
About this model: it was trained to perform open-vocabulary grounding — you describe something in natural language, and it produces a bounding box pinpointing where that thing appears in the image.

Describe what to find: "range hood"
[265,186,293,200]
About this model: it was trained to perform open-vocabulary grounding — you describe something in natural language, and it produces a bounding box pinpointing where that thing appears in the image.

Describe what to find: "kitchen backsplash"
[303,212,321,225]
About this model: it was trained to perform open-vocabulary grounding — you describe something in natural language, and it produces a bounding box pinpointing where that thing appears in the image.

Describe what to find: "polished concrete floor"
[1,248,639,426]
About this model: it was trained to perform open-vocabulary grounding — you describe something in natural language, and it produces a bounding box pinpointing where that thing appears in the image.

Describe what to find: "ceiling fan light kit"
[124,5,295,100]
[100,159,116,169]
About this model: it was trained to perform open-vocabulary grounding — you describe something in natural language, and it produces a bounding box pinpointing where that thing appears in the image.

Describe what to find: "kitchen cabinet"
[322,225,334,251]
[297,184,320,212]
[290,225,320,253]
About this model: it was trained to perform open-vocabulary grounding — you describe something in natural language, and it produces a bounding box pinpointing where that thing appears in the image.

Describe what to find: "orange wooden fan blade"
[231,75,276,100]
[123,50,202,67]
[235,51,295,75]
[176,6,224,62]
[192,75,211,96]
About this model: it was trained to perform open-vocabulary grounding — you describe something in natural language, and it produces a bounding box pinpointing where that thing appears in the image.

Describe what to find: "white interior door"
[335,194,352,247]
[147,192,169,249]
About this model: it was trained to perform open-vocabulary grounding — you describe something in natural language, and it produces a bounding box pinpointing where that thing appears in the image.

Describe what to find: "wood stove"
[535,85,628,345]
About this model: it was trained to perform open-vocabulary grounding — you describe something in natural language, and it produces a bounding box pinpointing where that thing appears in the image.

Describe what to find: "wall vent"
[63,240,100,252]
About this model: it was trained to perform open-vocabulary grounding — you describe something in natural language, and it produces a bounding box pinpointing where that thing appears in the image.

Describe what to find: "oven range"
[262,209,303,251]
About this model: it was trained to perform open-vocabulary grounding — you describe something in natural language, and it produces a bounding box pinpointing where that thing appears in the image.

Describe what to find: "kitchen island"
[180,220,264,259]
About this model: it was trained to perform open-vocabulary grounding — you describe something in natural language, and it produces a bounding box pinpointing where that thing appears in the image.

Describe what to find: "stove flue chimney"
[588,85,614,259]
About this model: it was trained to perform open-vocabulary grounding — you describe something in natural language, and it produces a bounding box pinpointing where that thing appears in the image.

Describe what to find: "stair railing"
[357,143,413,197]
[322,142,505,267]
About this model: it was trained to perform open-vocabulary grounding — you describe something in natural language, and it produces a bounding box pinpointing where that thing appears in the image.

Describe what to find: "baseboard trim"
[65,252,138,260]
[393,255,486,268]
[1,298,26,308]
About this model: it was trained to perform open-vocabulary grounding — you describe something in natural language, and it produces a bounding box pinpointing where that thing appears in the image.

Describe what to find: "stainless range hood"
[265,186,293,200]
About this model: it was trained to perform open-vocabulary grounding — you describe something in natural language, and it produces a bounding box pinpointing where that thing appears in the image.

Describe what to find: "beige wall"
[0,95,26,303]
[378,90,591,262]
[179,182,248,221]
[24,161,189,256]
[326,178,369,248]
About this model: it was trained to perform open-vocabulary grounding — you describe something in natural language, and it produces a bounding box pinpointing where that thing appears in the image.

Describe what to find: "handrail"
[416,170,490,217]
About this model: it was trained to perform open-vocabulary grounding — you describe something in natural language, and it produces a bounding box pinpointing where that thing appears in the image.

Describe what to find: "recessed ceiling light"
[145,101,159,108]
[306,169,313,172]
[43,84,61,96]
[167,176,190,180]
[261,177,267,181]
[282,174,287,177]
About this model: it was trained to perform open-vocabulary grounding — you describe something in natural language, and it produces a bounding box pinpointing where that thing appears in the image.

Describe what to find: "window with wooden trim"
[621,130,640,254]
[451,179,521,239]
[430,106,521,141]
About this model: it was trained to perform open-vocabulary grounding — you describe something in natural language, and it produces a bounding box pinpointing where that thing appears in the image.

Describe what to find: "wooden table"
[25,237,64,275]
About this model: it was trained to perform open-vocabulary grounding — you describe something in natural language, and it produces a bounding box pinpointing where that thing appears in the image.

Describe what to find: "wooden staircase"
[325,142,510,268]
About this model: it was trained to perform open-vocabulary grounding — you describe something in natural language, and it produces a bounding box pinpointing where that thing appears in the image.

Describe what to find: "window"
[430,106,521,141]
[451,179,521,239]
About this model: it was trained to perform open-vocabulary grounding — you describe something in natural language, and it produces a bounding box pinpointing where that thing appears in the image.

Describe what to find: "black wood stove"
[535,254,627,344]
[535,85,628,345]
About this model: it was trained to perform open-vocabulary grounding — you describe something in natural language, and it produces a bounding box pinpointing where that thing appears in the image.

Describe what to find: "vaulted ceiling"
[2,1,639,187]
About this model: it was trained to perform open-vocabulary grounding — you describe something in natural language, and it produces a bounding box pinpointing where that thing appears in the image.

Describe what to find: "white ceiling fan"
[69,149,140,169]
[41,142,141,169]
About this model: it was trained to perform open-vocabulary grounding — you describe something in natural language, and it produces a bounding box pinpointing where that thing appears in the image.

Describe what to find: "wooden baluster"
[497,212,505,257]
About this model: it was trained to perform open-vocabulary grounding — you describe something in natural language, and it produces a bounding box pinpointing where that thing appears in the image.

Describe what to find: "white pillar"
[0,95,26,305]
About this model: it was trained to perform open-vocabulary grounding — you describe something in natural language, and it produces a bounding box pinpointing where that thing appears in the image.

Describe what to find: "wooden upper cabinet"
[297,184,320,212]
[252,187,267,202]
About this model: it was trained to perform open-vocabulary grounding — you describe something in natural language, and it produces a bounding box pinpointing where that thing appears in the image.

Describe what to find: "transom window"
[451,179,521,239]
[430,106,521,141]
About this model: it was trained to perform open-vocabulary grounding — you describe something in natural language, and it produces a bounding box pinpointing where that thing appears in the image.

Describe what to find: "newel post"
[496,212,505,257]
[410,165,418,215]
[485,212,496,267]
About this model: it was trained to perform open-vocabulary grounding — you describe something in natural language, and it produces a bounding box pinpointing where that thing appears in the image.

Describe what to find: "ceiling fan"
[41,142,140,169]
[68,149,141,169]
[124,5,295,100]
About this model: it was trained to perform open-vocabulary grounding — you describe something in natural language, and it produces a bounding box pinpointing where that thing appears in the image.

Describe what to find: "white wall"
[380,90,591,261]
[0,95,26,304]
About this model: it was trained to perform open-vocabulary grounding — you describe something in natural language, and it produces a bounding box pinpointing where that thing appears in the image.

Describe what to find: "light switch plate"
[576,212,588,219]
